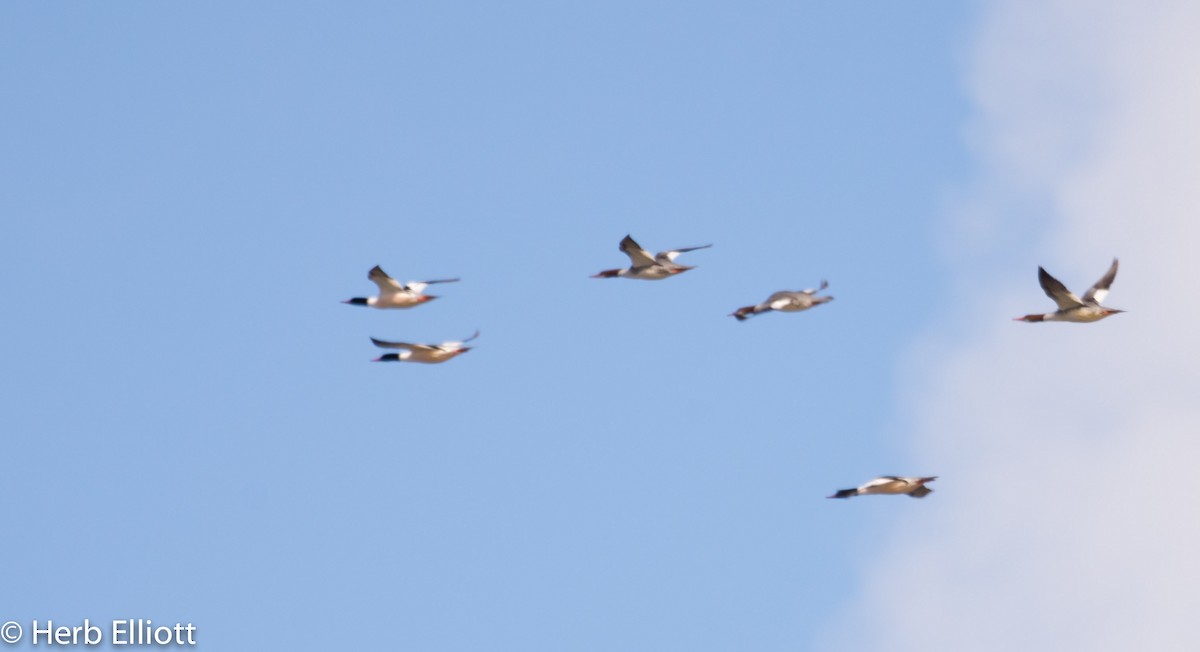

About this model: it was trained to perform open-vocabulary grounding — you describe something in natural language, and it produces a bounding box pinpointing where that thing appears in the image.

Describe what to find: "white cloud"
[822,2,1200,650]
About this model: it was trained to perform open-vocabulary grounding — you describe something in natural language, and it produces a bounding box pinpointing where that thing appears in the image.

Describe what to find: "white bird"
[1015,258,1123,323]
[370,331,479,364]
[827,476,937,499]
[591,235,711,280]
[343,265,460,309]
[731,281,833,321]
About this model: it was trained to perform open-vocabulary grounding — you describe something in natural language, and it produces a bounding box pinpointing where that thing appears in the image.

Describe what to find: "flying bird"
[343,265,460,309]
[731,281,833,321]
[1015,258,1122,323]
[827,476,937,499]
[591,235,712,280]
[369,331,479,364]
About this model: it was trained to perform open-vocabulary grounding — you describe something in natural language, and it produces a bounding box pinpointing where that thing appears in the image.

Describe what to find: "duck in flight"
[1015,258,1122,323]
[828,476,937,499]
[370,331,479,364]
[731,280,833,321]
[592,235,712,280]
[343,265,460,309]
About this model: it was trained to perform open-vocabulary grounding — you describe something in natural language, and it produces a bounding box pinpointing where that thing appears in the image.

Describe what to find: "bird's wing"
[655,243,712,264]
[1038,267,1085,310]
[370,338,432,352]
[437,330,480,351]
[908,485,933,498]
[1082,258,1118,305]
[619,235,658,268]
[767,291,800,309]
[368,266,406,295]
[401,278,459,293]
[859,477,899,492]
[802,279,830,295]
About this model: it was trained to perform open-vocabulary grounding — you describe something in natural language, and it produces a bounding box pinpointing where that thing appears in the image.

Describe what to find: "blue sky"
[0,3,1014,650]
